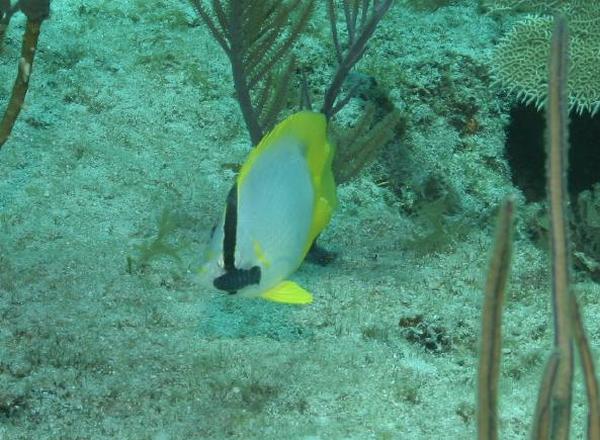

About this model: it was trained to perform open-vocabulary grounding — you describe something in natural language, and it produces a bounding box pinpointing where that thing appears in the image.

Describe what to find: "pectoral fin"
[260,280,313,304]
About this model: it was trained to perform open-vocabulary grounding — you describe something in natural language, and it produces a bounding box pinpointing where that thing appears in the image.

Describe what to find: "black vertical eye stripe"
[214,182,263,294]
[222,183,238,272]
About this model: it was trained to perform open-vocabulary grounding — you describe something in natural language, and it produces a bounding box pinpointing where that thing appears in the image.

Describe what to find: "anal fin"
[260,280,313,304]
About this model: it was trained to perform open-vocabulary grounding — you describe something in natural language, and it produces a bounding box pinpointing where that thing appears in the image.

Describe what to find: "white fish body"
[200,111,337,304]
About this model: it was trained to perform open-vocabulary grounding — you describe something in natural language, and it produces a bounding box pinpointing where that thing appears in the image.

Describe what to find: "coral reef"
[491,0,600,114]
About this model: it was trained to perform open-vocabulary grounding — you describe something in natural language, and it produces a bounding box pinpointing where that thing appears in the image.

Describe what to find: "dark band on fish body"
[214,182,262,294]
[222,183,238,272]
[213,265,261,294]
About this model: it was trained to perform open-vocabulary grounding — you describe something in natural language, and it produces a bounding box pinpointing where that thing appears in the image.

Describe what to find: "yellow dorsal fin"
[259,280,313,304]
[237,111,330,187]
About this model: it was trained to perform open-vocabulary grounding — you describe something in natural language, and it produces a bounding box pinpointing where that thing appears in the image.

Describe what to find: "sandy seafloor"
[1,0,599,439]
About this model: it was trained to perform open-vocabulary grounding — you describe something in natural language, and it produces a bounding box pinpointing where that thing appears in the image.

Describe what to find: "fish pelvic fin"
[259,280,313,304]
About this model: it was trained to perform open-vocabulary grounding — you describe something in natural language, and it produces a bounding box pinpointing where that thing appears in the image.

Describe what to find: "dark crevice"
[505,103,600,203]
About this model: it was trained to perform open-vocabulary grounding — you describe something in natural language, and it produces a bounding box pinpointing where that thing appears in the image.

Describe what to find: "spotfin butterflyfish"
[200,111,337,304]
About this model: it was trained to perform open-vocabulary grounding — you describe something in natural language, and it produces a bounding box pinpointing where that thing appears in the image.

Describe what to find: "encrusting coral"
[490,0,600,115]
